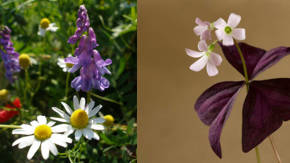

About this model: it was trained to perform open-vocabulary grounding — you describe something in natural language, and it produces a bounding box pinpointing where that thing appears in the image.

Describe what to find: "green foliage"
[0,0,136,162]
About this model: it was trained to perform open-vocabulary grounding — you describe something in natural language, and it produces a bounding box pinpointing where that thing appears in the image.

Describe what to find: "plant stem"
[24,69,29,106]
[234,40,261,163]
[269,135,282,163]
[88,92,122,105]
[0,124,21,128]
[65,72,70,100]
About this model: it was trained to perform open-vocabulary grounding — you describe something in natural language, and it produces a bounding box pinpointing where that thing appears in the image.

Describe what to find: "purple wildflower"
[65,5,111,92]
[195,42,290,158]
[0,26,20,82]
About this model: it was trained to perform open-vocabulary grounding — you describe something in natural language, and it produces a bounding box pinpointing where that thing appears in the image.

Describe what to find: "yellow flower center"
[70,109,89,129]
[34,125,52,141]
[40,18,50,29]
[66,63,74,68]
[0,89,8,101]
[19,54,31,69]
[103,115,115,127]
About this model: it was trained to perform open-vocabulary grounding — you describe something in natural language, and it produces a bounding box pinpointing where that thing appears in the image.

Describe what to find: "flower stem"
[24,69,29,105]
[269,135,282,163]
[88,92,123,106]
[0,124,21,129]
[234,40,261,163]
[64,72,70,100]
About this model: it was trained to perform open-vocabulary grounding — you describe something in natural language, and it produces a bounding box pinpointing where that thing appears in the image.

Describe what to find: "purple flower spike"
[0,26,20,82]
[242,78,290,152]
[195,81,244,158]
[220,42,290,80]
[65,5,111,92]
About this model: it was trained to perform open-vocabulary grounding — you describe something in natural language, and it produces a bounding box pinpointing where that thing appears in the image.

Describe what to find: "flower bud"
[19,54,31,69]
[103,114,114,127]
[40,18,50,29]
[0,89,9,101]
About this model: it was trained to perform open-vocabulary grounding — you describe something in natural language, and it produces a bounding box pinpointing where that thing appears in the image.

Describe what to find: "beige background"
[138,0,290,162]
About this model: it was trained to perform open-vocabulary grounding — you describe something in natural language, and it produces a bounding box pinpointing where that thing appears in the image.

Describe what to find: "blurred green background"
[0,0,137,162]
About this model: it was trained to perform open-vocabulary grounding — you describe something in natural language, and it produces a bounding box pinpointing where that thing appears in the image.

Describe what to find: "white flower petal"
[12,135,34,147]
[215,29,224,41]
[92,132,100,140]
[73,95,80,110]
[18,136,35,149]
[30,120,39,127]
[20,124,34,133]
[82,128,93,140]
[222,35,234,46]
[193,25,207,36]
[61,102,73,115]
[65,126,75,136]
[88,105,102,118]
[51,134,68,147]
[52,107,70,120]
[47,23,58,32]
[206,62,219,76]
[41,140,50,160]
[85,100,95,113]
[47,121,56,127]
[90,117,105,124]
[214,18,227,29]
[185,48,203,58]
[79,97,86,110]
[51,124,70,133]
[27,140,41,160]
[90,124,105,131]
[189,55,208,72]
[50,117,68,123]
[38,28,46,36]
[48,140,58,156]
[232,28,246,41]
[228,13,241,28]
[37,115,47,125]
[210,52,222,66]
[75,130,82,141]
[12,129,34,135]
[198,40,208,52]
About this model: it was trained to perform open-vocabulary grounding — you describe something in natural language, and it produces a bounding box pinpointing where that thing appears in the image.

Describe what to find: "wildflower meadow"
[0,0,137,162]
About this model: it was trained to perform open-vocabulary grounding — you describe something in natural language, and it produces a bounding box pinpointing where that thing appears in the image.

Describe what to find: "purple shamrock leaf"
[242,78,290,152]
[195,81,244,157]
[219,42,290,80]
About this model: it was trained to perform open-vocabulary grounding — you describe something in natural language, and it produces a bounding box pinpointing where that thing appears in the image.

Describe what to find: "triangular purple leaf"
[219,42,265,80]
[195,81,244,157]
[251,47,290,79]
[242,78,290,152]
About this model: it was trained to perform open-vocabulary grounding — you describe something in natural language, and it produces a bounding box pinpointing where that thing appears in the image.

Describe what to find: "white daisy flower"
[12,116,72,160]
[185,40,222,76]
[38,18,58,37]
[51,96,105,141]
[214,13,246,46]
[57,54,73,72]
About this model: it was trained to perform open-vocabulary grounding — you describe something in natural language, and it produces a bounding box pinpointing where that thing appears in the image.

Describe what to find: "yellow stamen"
[103,115,114,127]
[40,18,50,29]
[34,125,52,141]
[70,109,89,129]
[66,63,74,68]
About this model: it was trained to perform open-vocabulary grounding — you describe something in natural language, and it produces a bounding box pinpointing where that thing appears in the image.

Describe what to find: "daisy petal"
[52,124,70,133]
[232,28,246,41]
[189,55,208,72]
[75,130,82,141]
[47,121,56,127]
[185,48,203,58]
[18,136,35,149]
[73,95,80,110]
[37,115,47,125]
[12,135,34,147]
[52,107,70,120]
[88,105,102,118]
[48,140,58,156]
[30,120,39,127]
[214,18,227,29]
[83,128,93,140]
[41,140,50,160]
[228,13,241,28]
[50,117,68,123]
[27,140,41,160]
[79,97,86,110]
[92,132,100,140]
[61,102,73,115]
[90,124,105,131]
[85,100,95,113]
[12,129,34,135]
[90,117,105,124]
[51,135,68,147]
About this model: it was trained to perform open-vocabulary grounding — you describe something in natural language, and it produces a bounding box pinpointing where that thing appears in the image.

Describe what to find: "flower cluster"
[0,26,20,82]
[0,98,21,123]
[65,5,112,92]
[37,18,58,37]
[12,96,105,160]
[186,13,246,76]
